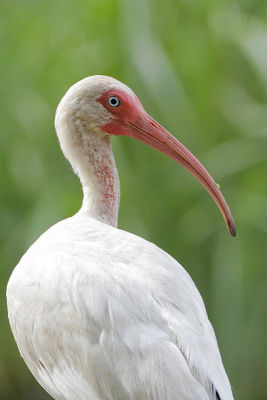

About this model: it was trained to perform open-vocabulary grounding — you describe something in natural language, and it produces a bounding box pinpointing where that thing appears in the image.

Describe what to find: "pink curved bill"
[126,114,236,236]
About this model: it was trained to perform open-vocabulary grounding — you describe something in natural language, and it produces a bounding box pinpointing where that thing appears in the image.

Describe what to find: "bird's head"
[55,75,236,236]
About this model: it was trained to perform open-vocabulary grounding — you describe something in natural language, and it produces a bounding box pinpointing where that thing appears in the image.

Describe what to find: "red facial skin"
[97,89,236,236]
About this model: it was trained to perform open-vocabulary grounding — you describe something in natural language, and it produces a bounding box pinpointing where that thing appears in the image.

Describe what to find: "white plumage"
[7,75,235,400]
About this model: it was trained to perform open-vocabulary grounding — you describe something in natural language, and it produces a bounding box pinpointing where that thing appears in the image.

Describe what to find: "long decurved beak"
[125,114,236,236]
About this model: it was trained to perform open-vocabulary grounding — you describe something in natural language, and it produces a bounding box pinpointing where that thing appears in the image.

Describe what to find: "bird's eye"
[108,96,120,107]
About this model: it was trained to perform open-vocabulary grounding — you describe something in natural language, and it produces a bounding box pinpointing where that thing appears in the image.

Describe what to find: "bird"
[7,75,236,400]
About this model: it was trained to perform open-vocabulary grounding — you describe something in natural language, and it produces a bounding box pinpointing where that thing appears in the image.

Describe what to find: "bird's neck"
[77,134,120,227]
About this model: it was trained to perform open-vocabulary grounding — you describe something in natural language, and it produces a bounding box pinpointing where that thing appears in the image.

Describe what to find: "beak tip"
[229,221,237,237]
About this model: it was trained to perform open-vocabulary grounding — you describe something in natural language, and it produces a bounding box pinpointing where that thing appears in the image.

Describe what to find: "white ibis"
[7,76,236,400]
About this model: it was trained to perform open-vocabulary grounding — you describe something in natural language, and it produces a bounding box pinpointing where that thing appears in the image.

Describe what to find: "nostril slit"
[149,120,158,128]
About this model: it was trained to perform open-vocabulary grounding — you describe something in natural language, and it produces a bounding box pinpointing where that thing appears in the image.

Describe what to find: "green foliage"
[1,0,266,399]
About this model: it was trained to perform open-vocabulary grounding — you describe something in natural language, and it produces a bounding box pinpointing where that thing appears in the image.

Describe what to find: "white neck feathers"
[55,81,120,227]
[79,133,120,227]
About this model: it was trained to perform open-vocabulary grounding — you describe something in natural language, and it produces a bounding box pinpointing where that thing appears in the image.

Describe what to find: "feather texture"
[7,214,233,400]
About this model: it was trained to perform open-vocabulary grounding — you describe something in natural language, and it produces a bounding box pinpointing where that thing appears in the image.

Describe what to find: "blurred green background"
[1,0,266,399]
